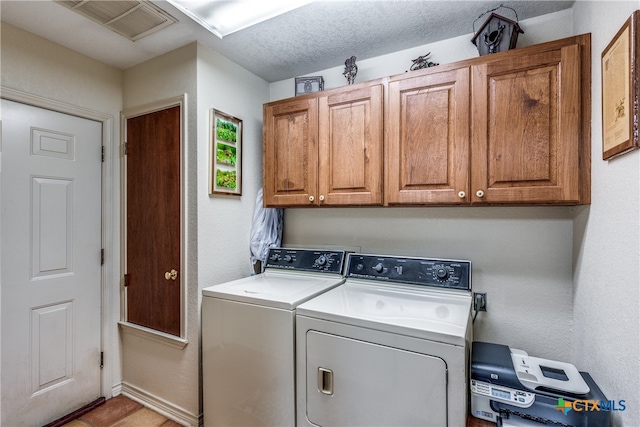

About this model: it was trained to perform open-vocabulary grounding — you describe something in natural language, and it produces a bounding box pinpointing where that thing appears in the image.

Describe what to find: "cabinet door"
[471,42,582,204]
[318,84,383,205]
[263,98,318,206]
[386,68,470,205]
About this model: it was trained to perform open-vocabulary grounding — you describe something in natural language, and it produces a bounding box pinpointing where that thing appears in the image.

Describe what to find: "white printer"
[470,342,610,427]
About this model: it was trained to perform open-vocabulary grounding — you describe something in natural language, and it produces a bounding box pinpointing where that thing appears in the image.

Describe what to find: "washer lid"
[297,280,472,346]
[202,270,345,310]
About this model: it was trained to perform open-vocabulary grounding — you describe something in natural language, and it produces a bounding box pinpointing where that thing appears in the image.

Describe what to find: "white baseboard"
[111,382,123,397]
[118,381,201,426]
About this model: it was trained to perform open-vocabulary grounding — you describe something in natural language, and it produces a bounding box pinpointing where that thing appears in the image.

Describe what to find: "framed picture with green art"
[210,109,242,195]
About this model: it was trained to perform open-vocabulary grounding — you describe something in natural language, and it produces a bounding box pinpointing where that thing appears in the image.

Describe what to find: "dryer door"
[306,331,448,426]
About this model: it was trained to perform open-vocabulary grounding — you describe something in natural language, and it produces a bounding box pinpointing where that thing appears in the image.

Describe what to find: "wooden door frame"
[119,95,188,347]
[0,86,115,399]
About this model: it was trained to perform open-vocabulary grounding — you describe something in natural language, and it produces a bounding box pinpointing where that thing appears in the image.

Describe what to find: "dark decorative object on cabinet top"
[409,52,439,71]
[471,4,524,56]
[343,55,358,84]
[295,76,324,96]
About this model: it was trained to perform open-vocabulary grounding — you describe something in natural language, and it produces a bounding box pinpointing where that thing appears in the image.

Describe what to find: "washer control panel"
[345,253,471,291]
[265,248,345,273]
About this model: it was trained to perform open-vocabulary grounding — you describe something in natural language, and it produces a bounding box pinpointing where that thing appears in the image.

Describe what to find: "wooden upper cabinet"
[263,34,590,208]
[319,84,383,205]
[386,67,470,205]
[263,82,383,207]
[471,35,590,204]
[263,97,318,206]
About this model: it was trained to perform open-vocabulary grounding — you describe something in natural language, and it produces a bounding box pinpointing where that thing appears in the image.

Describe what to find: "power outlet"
[473,292,487,312]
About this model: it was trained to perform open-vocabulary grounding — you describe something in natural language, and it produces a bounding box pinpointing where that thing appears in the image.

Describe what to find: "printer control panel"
[471,380,535,408]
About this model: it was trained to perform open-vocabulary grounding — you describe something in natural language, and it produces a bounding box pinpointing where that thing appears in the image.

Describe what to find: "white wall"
[273,10,577,362]
[1,21,124,401]
[572,2,640,426]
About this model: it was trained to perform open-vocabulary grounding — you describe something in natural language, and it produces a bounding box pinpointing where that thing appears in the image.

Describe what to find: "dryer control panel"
[265,248,345,273]
[345,253,471,291]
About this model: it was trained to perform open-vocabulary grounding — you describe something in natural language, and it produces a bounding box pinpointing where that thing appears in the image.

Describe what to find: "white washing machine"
[296,253,473,427]
[202,248,346,427]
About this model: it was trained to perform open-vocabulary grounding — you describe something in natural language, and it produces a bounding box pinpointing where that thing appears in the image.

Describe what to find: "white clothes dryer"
[296,253,473,427]
[202,248,346,427]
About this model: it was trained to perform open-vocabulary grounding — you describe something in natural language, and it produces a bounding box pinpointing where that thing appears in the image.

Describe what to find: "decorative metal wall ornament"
[343,56,358,84]
[409,52,439,71]
[471,4,524,56]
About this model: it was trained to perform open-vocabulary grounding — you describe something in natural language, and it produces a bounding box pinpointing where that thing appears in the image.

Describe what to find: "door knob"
[165,269,178,280]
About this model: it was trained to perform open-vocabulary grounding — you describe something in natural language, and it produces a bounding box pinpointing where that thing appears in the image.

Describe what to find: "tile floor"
[62,395,182,427]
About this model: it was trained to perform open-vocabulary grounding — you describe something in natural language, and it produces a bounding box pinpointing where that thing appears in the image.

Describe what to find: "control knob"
[284,255,293,263]
[373,263,385,273]
[316,255,327,266]
[435,267,449,281]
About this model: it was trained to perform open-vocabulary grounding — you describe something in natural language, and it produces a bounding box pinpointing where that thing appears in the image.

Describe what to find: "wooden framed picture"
[210,109,242,195]
[602,10,639,160]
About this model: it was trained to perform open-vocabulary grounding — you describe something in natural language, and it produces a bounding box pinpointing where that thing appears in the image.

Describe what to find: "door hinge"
[124,274,130,287]
[101,146,105,162]
[100,351,104,368]
[123,142,128,156]
[101,249,104,266]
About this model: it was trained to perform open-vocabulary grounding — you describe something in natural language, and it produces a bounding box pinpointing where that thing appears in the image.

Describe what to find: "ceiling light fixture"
[166,0,313,38]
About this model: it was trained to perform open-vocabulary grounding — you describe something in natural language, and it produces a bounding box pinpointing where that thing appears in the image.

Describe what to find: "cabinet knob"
[309,195,315,202]
[458,191,466,199]
[476,190,485,198]
[319,195,325,202]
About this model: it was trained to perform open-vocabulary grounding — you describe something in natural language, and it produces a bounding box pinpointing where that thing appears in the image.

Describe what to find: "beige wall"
[272,10,577,362]
[121,43,199,422]
[572,2,640,426]
[195,42,270,413]
[121,41,269,424]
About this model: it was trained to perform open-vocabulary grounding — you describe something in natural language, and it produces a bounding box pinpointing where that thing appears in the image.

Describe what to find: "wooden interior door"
[318,84,384,206]
[263,98,319,207]
[386,68,470,205]
[126,106,181,336]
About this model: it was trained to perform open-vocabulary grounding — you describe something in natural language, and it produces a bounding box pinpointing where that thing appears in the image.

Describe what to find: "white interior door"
[1,99,102,426]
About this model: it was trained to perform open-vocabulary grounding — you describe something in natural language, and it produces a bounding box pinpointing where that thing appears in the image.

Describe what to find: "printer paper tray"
[499,417,548,427]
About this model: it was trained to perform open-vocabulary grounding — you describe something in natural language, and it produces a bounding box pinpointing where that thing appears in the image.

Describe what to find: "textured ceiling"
[1,0,575,83]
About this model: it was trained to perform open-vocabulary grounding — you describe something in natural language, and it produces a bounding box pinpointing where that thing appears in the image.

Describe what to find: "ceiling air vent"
[56,0,177,41]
